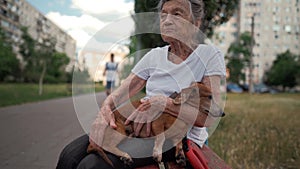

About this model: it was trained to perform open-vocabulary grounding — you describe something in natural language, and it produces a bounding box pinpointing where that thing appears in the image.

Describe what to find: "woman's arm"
[89,73,146,146]
[101,73,146,128]
[164,75,223,127]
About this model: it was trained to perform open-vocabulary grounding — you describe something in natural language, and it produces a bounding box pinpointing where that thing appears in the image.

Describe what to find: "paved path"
[0,92,106,169]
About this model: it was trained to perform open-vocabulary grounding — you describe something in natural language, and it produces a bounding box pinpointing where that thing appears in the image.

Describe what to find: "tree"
[19,27,37,82]
[0,27,20,81]
[226,57,244,84]
[226,32,253,83]
[35,37,58,95]
[19,27,70,94]
[46,52,70,83]
[265,50,300,91]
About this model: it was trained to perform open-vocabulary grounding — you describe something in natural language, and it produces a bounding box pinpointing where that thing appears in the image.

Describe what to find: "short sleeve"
[204,51,226,77]
[131,51,153,80]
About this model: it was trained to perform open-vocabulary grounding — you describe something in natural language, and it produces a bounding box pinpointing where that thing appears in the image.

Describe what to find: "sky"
[26,0,135,51]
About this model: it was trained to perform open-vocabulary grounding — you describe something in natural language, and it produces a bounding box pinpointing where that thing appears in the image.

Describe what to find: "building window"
[256,23,261,28]
[284,25,292,32]
[273,25,280,31]
[0,20,10,28]
[219,31,226,38]
[273,16,281,22]
[220,41,225,47]
[232,32,238,38]
[284,45,289,50]
[295,26,300,33]
[267,7,272,12]
[273,7,280,13]
[265,25,270,30]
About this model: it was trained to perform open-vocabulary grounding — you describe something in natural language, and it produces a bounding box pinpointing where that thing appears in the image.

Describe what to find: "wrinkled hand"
[89,102,117,147]
[125,95,169,136]
[101,103,117,128]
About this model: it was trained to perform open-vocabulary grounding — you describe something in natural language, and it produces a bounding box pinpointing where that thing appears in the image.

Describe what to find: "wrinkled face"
[160,0,200,44]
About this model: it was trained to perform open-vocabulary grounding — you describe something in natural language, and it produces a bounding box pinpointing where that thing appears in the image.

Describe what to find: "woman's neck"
[168,41,197,64]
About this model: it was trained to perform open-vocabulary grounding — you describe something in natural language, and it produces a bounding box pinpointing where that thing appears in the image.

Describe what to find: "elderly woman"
[56,0,225,168]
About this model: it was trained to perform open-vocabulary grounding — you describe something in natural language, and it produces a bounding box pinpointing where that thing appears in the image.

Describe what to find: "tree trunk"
[39,62,47,95]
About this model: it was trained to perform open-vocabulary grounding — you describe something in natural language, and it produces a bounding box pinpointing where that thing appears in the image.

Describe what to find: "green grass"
[209,93,300,169]
[0,83,105,107]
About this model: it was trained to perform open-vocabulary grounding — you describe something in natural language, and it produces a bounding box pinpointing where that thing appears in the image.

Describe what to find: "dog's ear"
[196,82,212,97]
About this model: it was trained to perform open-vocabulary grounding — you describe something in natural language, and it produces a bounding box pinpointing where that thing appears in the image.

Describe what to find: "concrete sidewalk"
[0,92,106,169]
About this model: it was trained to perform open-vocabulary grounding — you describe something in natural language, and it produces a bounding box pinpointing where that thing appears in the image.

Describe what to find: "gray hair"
[157,0,205,28]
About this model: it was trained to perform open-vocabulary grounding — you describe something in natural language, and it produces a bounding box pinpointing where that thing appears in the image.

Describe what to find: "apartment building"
[0,0,21,51]
[212,13,239,56]
[213,0,300,83]
[0,0,76,61]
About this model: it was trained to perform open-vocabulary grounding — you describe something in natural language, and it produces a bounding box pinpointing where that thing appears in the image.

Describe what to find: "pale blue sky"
[27,0,81,16]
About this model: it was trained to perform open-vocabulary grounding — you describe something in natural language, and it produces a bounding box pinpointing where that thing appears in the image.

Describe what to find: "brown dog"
[88,82,219,167]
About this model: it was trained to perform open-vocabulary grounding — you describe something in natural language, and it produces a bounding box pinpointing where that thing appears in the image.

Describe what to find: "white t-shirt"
[105,62,118,81]
[131,44,226,147]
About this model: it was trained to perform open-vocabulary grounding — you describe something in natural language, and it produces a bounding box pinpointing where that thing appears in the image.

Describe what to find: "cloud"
[46,12,108,49]
[46,12,106,33]
[45,0,135,51]
[45,0,134,50]
[71,0,134,19]
[68,29,92,50]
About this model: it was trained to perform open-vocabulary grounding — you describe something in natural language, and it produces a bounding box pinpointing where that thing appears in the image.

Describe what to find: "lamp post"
[249,14,255,94]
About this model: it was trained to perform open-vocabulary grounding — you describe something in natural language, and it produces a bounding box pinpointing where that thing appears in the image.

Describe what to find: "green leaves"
[0,27,20,81]
[202,0,240,36]
[265,50,300,90]
[226,32,254,83]
[226,57,244,83]
[19,27,35,60]
[19,27,70,83]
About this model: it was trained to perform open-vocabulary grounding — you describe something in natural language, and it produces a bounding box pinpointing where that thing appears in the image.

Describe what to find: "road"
[0,92,106,169]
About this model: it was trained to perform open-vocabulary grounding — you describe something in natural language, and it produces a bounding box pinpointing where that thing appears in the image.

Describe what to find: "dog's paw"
[120,153,133,166]
[175,150,186,167]
[153,151,163,163]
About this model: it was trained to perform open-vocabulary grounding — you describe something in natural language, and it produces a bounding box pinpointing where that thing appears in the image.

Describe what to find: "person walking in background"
[103,53,118,96]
